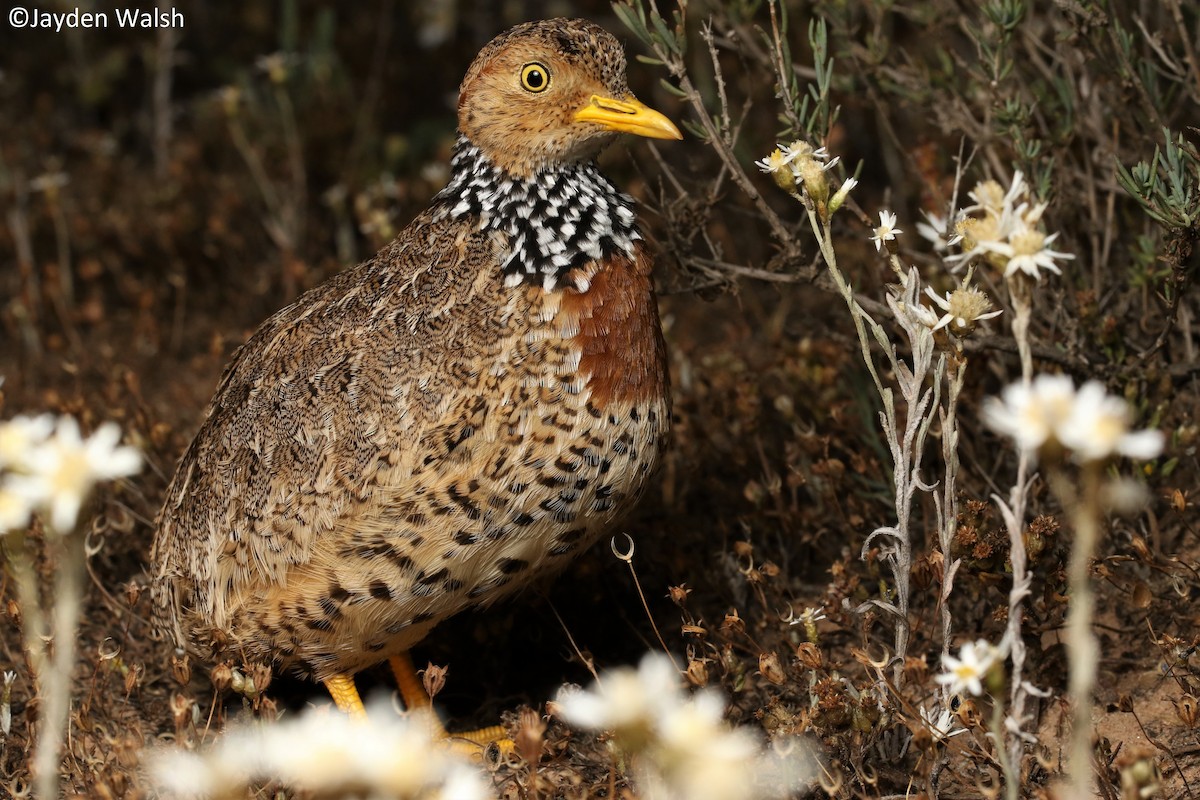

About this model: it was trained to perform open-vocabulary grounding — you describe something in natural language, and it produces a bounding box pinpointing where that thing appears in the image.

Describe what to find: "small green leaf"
[659,78,688,98]
[612,2,650,45]
[681,118,708,141]
[650,10,677,54]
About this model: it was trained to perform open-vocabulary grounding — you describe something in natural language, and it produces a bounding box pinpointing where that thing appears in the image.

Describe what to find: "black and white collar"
[432,136,640,292]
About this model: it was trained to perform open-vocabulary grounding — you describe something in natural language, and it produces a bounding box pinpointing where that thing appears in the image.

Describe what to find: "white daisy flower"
[982,374,1078,455]
[0,482,35,533]
[935,640,998,697]
[916,210,953,252]
[555,653,682,749]
[870,210,902,251]
[919,704,966,742]
[947,171,1074,280]
[558,653,815,800]
[151,706,490,800]
[753,147,799,176]
[983,376,1163,463]
[1056,381,1165,462]
[12,417,142,533]
[0,414,54,471]
[997,227,1074,280]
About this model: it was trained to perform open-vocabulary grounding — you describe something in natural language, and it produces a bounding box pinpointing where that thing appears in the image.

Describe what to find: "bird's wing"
[152,211,509,626]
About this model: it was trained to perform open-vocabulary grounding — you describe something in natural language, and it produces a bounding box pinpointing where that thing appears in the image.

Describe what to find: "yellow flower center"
[48,450,91,497]
[1010,229,1046,256]
[764,149,789,173]
[973,180,1006,213]
[947,287,992,322]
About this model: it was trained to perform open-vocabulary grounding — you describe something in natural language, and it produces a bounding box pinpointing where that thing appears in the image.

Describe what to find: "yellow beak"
[574,95,683,140]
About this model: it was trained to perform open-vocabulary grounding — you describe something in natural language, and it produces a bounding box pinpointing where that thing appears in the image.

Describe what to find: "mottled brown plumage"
[150,18,679,712]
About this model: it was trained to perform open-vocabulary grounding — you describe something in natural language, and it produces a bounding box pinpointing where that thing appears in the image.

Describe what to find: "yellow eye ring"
[520,62,551,93]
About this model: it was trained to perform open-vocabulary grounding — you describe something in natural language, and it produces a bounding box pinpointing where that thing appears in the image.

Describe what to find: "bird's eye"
[520,62,550,93]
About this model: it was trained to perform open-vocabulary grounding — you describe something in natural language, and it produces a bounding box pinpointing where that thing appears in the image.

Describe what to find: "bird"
[150,17,680,728]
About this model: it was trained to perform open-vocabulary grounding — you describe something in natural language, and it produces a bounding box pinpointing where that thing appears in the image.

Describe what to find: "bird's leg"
[323,673,367,718]
[389,652,510,753]
[389,651,434,713]
[390,651,442,741]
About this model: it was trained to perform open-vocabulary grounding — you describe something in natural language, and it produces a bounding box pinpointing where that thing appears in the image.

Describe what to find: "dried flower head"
[925,281,1002,337]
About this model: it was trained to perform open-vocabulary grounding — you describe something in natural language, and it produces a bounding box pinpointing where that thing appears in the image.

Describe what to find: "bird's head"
[457,18,682,177]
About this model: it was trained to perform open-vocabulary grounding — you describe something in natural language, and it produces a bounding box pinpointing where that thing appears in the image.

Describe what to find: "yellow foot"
[322,673,367,718]
[389,652,514,757]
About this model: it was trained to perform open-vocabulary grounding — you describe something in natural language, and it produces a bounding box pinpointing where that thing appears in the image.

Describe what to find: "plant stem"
[807,209,923,681]
[992,693,1015,797]
[1001,274,1035,799]
[939,357,965,673]
[1059,465,1102,799]
[33,531,86,800]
